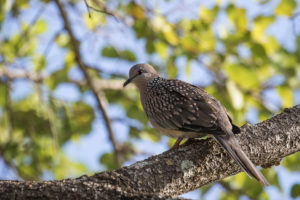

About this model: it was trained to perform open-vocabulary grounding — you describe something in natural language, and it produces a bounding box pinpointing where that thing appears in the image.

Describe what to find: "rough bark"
[0,105,299,200]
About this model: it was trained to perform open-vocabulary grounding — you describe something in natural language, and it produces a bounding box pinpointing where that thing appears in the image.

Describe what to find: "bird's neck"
[136,76,159,92]
[137,76,159,108]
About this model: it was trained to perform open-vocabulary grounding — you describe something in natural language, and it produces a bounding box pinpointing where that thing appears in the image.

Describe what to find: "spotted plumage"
[144,77,222,135]
[123,63,269,185]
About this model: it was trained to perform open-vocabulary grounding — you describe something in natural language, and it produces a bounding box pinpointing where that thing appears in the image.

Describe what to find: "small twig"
[82,0,121,22]
[88,0,122,23]
[83,0,92,18]
[87,5,119,22]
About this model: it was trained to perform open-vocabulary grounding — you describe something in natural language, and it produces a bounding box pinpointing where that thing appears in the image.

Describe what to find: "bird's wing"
[145,79,230,135]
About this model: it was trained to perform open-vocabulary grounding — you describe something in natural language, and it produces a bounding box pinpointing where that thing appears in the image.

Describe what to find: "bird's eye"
[137,70,142,75]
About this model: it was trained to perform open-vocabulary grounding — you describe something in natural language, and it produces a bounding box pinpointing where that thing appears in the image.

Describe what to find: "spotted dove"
[123,63,269,185]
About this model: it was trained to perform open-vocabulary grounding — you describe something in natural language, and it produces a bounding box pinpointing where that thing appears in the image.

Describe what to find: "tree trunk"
[0,105,299,200]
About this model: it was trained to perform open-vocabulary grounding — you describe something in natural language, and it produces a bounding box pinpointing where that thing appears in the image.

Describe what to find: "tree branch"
[0,105,299,199]
[0,68,44,82]
[53,0,121,166]
[0,67,133,91]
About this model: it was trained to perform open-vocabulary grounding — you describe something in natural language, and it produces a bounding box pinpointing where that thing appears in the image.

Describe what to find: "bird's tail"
[213,133,269,185]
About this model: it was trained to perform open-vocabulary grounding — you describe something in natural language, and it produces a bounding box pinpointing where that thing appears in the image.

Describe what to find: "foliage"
[0,0,299,199]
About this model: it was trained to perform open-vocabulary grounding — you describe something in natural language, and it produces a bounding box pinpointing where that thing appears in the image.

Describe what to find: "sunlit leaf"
[166,57,178,78]
[101,46,136,62]
[226,4,247,32]
[252,16,274,43]
[291,184,300,198]
[31,20,47,35]
[226,80,244,110]
[55,33,70,48]
[100,152,118,170]
[275,0,297,16]
[282,152,300,171]
[84,12,106,30]
[155,42,168,59]
[33,55,47,71]
[224,63,259,89]
[65,51,75,69]
[200,6,219,23]
[277,85,293,108]
[152,16,179,45]
[128,2,145,19]
[262,168,281,190]
[140,130,161,142]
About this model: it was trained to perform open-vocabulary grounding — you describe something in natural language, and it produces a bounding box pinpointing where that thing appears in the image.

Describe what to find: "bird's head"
[123,63,159,87]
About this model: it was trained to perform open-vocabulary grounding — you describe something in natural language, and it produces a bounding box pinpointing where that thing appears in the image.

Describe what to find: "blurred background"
[0,0,300,199]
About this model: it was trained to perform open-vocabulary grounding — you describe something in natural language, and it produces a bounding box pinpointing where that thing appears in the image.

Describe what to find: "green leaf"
[277,85,293,108]
[128,2,145,20]
[33,55,46,71]
[46,68,69,90]
[101,46,118,58]
[264,36,280,55]
[69,101,94,137]
[166,58,178,78]
[291,184,300,198]
[252,16,274,43]
[31,20,47,35]
[100,152,118,170]
[249,42,267,59]
[262,168,281,190]
[84,12,106,30]
[226,4,247,32]
[152,16,178,45]
[129,126,140,138]
[224,63,259,89]
[121,50,136,62]
[55,33,70,48]
[186,60,191,77]
[65,51,75,69]
[140,130,161,142]
[275,0,297,16]
[219,191,237,200]
[226,80,244,110]
[199,6,219,23]
[198,29,216,52]
[146,40,155,54]
[0,84,7,106]
[282,152,300,171]
[155,42,168,59]
[101,46,136,62]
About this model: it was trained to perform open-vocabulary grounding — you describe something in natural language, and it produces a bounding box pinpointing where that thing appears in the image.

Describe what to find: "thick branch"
[53,0,121,166]
[0,105,299,199]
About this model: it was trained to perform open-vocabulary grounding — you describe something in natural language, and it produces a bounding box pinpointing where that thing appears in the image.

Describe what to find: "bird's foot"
[170,137,184,150]
[183,138,198,145]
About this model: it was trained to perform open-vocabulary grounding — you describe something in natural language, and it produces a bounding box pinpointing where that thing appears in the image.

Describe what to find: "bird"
[123,63,269,185]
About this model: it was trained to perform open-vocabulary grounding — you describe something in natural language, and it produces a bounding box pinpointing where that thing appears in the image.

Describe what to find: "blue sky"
[1,0,300,199]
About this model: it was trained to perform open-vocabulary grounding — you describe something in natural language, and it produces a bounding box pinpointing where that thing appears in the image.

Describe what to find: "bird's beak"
[123,76,136,87]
